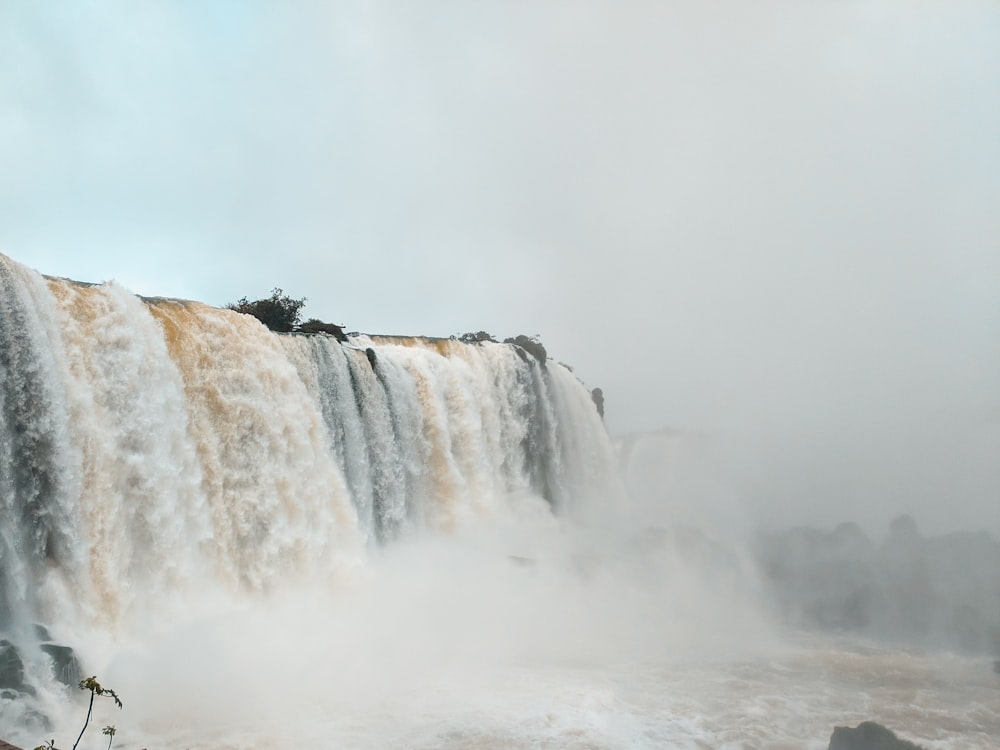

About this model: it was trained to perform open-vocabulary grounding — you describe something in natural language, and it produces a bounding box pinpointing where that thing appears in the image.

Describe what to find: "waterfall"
[0,253,618,717]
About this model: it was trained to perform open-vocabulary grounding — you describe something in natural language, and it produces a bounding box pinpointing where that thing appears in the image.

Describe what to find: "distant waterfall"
[0,253,618,639]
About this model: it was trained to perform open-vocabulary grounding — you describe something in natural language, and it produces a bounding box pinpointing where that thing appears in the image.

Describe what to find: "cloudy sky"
[1,0,998,532]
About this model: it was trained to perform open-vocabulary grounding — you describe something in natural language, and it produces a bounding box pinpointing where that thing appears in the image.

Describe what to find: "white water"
[1,254,997,749]
[19,523,1000,750]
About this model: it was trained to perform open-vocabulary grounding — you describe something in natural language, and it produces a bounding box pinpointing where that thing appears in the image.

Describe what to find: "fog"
[0,495,776,749]
[1,0,998,536]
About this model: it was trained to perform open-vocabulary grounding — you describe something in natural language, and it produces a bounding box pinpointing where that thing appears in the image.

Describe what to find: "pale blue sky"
[1,0,998,532]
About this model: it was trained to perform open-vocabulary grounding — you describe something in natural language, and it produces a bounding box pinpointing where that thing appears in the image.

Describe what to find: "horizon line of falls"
[0,253,619,651]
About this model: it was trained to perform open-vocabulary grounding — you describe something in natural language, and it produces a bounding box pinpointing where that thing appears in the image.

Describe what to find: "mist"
[9,498,773,749]
[1,3,998,533]
[1,7,999,746]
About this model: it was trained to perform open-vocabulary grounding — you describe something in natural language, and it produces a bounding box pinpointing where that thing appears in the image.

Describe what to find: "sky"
[1,0,998,533]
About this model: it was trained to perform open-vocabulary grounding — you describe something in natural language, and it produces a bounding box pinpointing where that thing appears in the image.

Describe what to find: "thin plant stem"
[71,689,96,750]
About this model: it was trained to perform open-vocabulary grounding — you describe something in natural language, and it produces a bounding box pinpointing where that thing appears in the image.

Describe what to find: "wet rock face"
[30,625,51,642]
[591,387,604,417]
[0,627,84,700]
[828,722,925,750]
[39,644,82,688]
[504,335,547,364]
[0,629,81,735]
[0,640,25,691]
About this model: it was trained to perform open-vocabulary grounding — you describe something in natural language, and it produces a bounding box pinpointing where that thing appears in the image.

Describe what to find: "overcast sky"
[1,0,998,533]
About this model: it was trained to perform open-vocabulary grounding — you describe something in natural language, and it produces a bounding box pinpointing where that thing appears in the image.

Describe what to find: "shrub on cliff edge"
[226,288,305,332]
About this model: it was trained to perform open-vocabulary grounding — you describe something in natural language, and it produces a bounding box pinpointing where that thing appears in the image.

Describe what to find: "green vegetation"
[225,291,347,340]
[452,332,549,364]
[35,676,123,750]
[453,332,548,364]
[454,331,498,344]
[298,318,348,341]
[226,288,306,333]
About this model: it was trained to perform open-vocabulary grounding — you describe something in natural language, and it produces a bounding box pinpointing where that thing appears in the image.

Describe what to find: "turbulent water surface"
[1,253,997,750]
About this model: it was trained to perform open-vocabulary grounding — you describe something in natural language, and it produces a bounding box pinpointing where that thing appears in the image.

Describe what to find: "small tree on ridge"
[226,288,306,332]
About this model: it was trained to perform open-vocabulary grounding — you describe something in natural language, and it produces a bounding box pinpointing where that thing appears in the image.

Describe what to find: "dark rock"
[0,640,24,690]
[504,335,547,364]
[591,387,604,417]
[297,319,348,342]
[828,721,925,750]
[365,347,377,369]
[39,644,82,688]
[456,331,497,344]
[31,624,52,642]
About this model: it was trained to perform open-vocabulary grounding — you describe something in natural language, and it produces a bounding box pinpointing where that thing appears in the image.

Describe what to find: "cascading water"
[0,253,622,743]
[6,253,996,750]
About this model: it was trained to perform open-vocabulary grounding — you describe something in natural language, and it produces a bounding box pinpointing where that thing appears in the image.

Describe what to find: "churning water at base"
[10,516,1000,750]
[1,252,997,749]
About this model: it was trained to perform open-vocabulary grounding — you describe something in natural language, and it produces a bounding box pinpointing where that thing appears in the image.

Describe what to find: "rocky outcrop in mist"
[828,721,925,750]
[757,516,1000,654]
